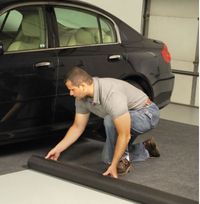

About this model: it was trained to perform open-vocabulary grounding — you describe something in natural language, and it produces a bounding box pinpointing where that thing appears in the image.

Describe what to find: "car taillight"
[161,44,171,64]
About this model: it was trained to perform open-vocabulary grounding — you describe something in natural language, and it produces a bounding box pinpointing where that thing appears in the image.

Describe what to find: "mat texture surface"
[56,119,199,201]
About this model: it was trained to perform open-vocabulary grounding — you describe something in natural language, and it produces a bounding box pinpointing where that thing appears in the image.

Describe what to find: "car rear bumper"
[152,74,175,109]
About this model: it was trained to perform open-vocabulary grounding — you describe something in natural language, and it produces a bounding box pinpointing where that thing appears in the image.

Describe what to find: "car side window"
[0,6,46,52]
[100,17,117,43]
[0,11,22,50]
[54,7,117,47]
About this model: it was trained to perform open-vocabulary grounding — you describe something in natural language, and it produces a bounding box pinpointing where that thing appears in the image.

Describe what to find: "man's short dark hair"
[64,66,93,86]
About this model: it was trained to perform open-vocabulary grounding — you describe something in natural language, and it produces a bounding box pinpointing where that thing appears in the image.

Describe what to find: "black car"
[0,0,174,145]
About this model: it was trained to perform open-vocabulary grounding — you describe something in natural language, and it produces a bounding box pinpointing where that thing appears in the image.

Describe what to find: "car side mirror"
[0,42,4,55]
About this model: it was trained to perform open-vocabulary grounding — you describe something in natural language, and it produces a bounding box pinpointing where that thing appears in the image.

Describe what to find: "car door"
[0,5,58,142]
[50,5,134,125]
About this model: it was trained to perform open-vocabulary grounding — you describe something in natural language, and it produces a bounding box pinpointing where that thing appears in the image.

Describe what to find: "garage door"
[144,0,199,107]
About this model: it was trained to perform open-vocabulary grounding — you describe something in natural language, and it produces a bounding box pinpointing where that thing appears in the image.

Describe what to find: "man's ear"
[81,82,88,89]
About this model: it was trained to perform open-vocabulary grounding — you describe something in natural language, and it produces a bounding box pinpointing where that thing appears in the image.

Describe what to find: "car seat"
[68,28,97,46]
[7,13,43,51]
[67,27,114,46]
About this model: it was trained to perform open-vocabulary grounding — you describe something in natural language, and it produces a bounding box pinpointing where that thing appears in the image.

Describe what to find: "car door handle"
[34,62,53,69]
[108,55,122,61]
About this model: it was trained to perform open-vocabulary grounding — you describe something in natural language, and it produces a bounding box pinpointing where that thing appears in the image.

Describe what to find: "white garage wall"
[147,0,199,106]
[82,0,144,33]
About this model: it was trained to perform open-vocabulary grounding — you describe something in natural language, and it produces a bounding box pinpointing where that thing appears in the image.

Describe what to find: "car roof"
[0,0,114,20]
[0,0,95,10]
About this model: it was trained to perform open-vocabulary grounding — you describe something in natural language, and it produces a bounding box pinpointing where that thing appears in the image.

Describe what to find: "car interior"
[58,25,115,47]
[7,12,45,51]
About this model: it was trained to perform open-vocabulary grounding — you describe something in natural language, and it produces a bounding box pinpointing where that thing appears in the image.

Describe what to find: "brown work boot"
[117,158,132,176]
[143,137,160,157]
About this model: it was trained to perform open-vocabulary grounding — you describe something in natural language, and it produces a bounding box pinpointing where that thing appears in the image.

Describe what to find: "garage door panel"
[148,16,198,62]
[147,0,198,107]
[171,60,194,72]
[171,74,192,104]
[150,0,198,18]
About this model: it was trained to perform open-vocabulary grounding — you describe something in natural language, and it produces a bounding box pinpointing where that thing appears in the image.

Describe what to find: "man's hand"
[45,147,60,161]
[45,113,90,161]
[103,164,118,178]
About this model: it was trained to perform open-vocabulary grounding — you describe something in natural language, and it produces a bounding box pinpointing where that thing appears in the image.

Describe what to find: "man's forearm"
[54,124,84,153]
[111,134,131,167]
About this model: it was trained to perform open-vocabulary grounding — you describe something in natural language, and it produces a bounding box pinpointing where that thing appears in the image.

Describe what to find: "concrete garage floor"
[160,103,198,126]
[0,103,198,204]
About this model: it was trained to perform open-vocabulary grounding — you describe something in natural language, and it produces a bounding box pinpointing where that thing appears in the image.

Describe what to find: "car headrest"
[21,14,40,37]
[74,28,95,45]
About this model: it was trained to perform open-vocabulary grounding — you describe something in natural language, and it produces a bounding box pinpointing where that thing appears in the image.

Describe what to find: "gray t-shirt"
[75,77,148,119]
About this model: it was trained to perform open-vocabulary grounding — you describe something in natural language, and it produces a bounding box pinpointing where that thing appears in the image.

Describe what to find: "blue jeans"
[102,102,160,164]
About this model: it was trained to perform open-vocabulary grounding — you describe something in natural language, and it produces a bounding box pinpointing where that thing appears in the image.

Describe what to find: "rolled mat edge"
[28,155,198,204]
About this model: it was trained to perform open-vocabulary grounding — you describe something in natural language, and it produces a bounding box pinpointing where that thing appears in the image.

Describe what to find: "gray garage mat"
[58,119,199,201]
[0,119,198,201]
